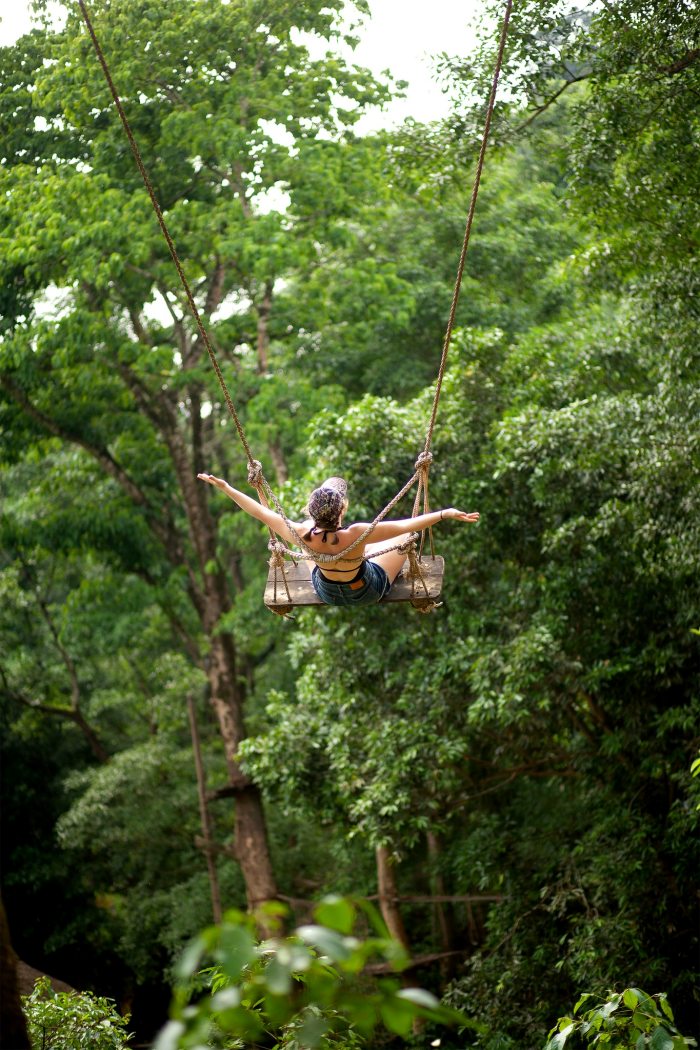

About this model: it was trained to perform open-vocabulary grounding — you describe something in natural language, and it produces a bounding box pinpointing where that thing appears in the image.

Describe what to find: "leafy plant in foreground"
[545,988,696,1049]
[155,896,480,1049]
[22,975,131,1050]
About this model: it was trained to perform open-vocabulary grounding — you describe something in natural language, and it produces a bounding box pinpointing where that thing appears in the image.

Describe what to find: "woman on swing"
[197,473,479,607]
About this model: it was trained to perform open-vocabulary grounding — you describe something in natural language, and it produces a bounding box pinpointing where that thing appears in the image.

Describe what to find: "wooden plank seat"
[264,557,445,613]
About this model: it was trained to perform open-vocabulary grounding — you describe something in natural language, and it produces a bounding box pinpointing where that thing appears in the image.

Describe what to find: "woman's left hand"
[443,509,480,523]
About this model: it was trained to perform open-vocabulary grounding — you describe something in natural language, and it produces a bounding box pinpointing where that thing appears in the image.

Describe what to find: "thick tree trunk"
[232,787,278,909]
[426,831,455,980]
[3,284,280,921]
[255,282,273,374]
[375,845,410,951]
[268,438,289,487]
[165,406,279,915]
[205,615,278,912]
[187,695,222,923]
[0,898,30,1050]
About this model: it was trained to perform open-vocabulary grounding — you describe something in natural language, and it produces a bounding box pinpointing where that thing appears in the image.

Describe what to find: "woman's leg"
[365,532,414,585]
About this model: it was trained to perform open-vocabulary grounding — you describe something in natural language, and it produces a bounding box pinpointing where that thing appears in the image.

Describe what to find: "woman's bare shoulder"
[344,521,370,537]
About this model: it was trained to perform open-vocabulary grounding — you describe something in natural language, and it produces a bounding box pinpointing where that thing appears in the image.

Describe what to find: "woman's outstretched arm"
[197,474,299,543]
[361,508,479,542]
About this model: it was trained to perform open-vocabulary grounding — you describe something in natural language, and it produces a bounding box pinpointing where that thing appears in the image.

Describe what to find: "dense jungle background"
[1,0,699,1046]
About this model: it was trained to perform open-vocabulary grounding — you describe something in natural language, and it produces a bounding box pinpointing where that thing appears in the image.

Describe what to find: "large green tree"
[0,0,397,910]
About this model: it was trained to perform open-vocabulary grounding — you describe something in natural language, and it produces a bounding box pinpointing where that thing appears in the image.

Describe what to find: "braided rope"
[76,0,257,469]
[422,0,514,457]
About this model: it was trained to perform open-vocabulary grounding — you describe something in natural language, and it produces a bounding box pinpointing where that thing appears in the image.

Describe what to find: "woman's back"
[298,520,367,580]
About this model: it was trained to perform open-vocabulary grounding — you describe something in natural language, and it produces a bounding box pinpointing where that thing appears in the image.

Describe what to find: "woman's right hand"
[197,473,229,492]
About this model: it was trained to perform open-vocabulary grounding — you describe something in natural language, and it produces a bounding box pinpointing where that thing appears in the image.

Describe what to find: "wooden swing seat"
[264,557,445,613]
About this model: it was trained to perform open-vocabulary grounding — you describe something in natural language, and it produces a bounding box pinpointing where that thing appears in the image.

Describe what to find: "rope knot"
[398,533,418,555]
[268,540,287,569]
[247,459,264,487]
[415,450,433,472]
[270,546,289,571]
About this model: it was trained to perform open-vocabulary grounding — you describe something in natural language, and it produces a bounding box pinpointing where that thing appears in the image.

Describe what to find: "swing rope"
[76,0,257,472]
[422,0,513,460]
[76,0,512,582]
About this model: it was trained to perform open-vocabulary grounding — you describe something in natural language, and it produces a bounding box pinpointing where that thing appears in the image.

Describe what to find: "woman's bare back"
[296,520,369,580]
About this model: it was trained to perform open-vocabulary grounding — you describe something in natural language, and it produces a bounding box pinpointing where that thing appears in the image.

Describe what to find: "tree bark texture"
[187,695,223,923]
[187,537,278,913]
[375,845,411,951]
[0,898,31,1050]
[426,831,456,980]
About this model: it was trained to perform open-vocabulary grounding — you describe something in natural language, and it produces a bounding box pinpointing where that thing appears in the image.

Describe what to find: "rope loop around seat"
[267,538,293,612]
[268,539,288,567]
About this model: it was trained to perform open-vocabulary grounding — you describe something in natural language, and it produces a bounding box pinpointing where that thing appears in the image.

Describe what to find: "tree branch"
[34,592,81,712]
[0,374,153,514]
[364,949,468,975]
[1,372,207,618]
[657,48,700,75]
[204,258,227,319]
[183,258,227,369]
[0,665,109,763]
[126,306,154,347]
[514,73,591,133]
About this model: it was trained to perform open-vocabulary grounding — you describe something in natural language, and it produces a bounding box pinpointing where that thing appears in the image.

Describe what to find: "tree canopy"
[1,0,698,1045]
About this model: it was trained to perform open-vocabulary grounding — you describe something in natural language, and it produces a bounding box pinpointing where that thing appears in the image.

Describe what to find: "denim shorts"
[311,560,392,607]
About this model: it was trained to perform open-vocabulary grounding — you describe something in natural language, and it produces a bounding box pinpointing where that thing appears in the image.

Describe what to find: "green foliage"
[23,976,131,1050]
[155,897,478,1049]
[56,738,245,983]
[692,755,700,810]
[545,988,697,1049]
[2,0,699,1043]
[442,0,700,311]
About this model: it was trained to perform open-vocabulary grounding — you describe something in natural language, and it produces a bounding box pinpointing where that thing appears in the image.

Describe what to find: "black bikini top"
[303,523,347,545]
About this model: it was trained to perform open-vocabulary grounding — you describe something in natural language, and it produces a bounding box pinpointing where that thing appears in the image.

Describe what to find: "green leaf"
[314,895,356,934]
[635,990,656,1012]
[379,996,415,1037]
[175,936,206,981]
[625,989,641,1010]
[298,1012,329,1048]
[658,995,674,1022]
[396,987,440,1010]
[546,1030,571,1050]
[152,1020,186,1050]
[634,1011,651,1032]
[339,992,379,1036]
[650,1027,674,1050]
[600,996,621,1019]
[296,925,352,962]
[264,955,292,996]
[264,990,295,1027]
[216,925,257,980]
[217,1005,264,1040]
[210,988,241,1012]
[575,993,594,1015]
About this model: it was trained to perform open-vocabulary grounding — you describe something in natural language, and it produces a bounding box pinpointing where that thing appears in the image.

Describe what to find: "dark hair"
[302,481,348,543]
